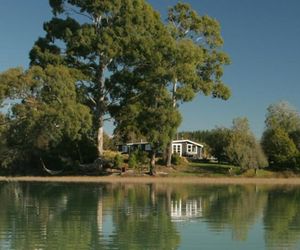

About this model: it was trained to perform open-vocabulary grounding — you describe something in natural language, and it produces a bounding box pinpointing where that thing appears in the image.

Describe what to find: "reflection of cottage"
[118,139,204,159]
[170,199,203,221]
[97,197,103,233]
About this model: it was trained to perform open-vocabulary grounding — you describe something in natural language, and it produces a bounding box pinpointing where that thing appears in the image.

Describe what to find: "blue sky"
[1,0,300,138]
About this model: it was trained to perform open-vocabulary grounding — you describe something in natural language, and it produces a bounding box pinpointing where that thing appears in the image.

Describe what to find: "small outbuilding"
[118,139,204,159]
[118,142,151,154]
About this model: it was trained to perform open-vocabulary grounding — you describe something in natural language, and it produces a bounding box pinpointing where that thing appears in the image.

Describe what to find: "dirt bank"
[1,176,300,185]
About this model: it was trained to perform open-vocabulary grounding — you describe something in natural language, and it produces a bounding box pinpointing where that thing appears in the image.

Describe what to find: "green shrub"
[296,154,300,169]
[128,150,149,171]
[113,154,123,169]
[136,150,149,165]
[128,152,137,169]
[171,153,181,165]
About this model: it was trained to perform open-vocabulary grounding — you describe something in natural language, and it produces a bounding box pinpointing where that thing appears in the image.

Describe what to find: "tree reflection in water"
[263,187,300,249]
[0,182,300,249]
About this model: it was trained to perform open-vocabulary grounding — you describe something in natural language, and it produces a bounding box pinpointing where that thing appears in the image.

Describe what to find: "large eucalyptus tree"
[30,0,168,157]
[165,2,231,166]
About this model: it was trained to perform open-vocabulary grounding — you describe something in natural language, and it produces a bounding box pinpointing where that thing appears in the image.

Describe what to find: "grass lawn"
[166,161,289,178]
[167,162,236,177]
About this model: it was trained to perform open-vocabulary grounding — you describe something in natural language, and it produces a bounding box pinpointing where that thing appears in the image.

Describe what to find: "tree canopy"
[166,2,231,102]
[226,118,267,169]
[163,2,231,166]
[30,0,171,157]
[112,61,181,173]
[0,65,93,173]
[262,101,300,168]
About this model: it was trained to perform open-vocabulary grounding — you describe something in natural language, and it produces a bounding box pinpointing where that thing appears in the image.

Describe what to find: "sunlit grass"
[168,162,237,177]
[169,161,293,178]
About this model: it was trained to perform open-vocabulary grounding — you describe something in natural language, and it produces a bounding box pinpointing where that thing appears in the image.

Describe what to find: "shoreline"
[1,176,300,185]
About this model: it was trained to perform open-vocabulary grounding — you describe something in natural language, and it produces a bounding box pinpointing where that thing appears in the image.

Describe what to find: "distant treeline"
[179,101,300,170]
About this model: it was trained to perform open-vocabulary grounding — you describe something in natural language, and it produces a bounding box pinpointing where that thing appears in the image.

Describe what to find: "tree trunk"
[166,81,177,167]
[149,152,156,176]
[96,65,106,157]
[97,116,104,157]
[166,142,173,167]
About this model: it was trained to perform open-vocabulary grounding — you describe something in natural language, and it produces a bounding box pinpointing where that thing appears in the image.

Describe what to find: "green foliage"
[113,154,123,169]
[135,150,149,166]
[163,2,231,166]
[128,152,137,169]
[262,128,298,168]
[30,0,172,157]
[128,150,149,171]
[113,60,182,173]
[225,118,268,169]
[0,115,14,171]
[296,153,300,168]
[166,2,231,103]
[0,1,231,174]
[265,101,300,133]
[0,65,94,172]
[178,130,211,143]
[290,130,300,151]
[126,95,181,172]
[179,128,231,162]
[262,101,300,169]
[207,127,232,163]
[171,153,181,166]
[103,133,116,151]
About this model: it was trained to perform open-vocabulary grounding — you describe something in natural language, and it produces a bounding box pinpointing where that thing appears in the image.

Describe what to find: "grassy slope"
[166,162,298,178]
[103,151,299,178]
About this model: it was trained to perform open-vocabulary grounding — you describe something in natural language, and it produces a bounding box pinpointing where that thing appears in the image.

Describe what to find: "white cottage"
[172,140,203,159]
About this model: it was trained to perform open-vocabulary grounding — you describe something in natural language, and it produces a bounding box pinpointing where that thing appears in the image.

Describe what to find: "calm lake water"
[1,182,300,250]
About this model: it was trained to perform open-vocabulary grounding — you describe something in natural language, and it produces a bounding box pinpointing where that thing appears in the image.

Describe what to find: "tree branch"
[65,7,93,21]
[87,95,97,105]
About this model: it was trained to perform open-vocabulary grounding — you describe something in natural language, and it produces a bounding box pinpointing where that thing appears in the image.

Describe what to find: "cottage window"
[187,144,197,153]
[122,146,128,153]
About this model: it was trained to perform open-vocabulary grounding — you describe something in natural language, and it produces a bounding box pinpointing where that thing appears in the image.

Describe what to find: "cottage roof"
[122,142,149,146]
[172,140,204,148]
[119,139,204,148]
